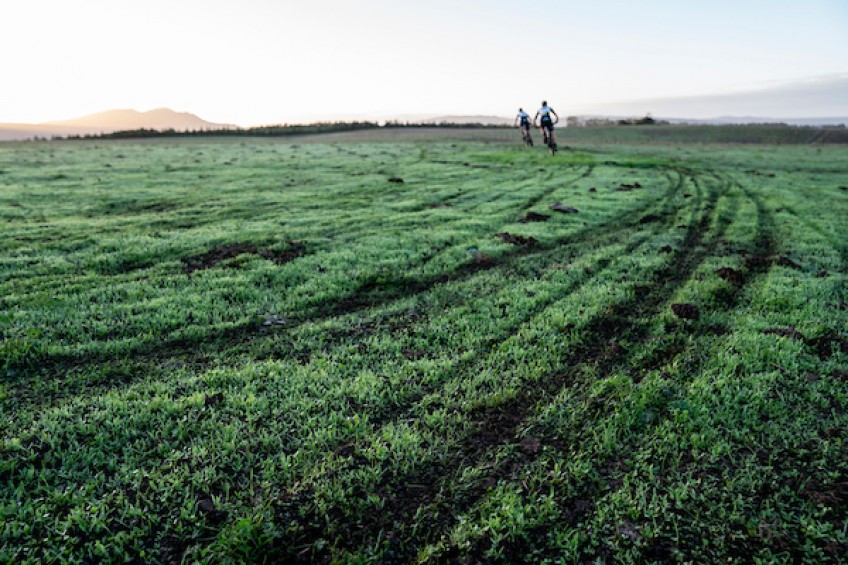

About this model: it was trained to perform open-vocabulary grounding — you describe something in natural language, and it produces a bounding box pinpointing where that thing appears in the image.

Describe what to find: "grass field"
[1,128,847,563]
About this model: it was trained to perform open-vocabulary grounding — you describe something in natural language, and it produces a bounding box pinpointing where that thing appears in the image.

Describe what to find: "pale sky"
[2,0,847,125]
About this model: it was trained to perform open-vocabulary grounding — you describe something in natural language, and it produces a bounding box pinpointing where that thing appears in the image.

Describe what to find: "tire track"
[482,173,778,562]
[6,168,681,403]
[268,170,714,561]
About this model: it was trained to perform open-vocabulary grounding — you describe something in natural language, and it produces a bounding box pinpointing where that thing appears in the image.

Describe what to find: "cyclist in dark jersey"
[534,101,559,152]
[515,108,533,146]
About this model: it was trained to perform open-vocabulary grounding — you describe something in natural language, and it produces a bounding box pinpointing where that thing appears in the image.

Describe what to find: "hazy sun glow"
[2,0,847,124]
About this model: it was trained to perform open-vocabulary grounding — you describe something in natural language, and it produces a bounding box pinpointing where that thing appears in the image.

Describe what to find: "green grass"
[1,133,846,563]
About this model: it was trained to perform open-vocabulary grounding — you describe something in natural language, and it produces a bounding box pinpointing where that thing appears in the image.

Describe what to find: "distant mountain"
[0,108,235,141]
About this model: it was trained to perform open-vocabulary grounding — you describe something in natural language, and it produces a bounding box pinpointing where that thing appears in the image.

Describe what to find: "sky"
[2,0,847,125]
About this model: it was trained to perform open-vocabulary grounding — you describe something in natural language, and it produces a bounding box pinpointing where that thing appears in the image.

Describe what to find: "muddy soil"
[519,212,551,223]
[671,303,700,320]
[494,232,538,246]
[550,203,578,213]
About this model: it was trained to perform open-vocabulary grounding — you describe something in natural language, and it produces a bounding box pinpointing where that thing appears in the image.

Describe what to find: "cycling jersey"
[517,111,530,126]
[539,105,555,129]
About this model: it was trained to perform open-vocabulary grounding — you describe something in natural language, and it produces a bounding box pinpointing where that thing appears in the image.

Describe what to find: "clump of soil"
[182,243,259,273]
[183,241,305,273]
[763,327,807,341]
[470,251,496,268]
[495,232,538,246]
[519,437,541,454]
[639,214,662,224]
[616,182,642,191]
[763,327,848,359]
[197,495,227,524]
[671,303,700,320]
[259,241,306,265]
[807,332,848,359]
[519,212,551,223]
[550,203,578,213]
[388,177,404,183]
[204,392,225,406]
[776,256,802,270]
[801,479,848,511]
[745,255,773,270]
[716,266,745,286]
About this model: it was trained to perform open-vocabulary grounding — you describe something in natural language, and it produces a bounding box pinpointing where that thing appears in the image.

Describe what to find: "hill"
[0,108,235,141]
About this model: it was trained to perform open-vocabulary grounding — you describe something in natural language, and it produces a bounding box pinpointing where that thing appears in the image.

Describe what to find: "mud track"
[482,174,778,562]
[267,171,736,560]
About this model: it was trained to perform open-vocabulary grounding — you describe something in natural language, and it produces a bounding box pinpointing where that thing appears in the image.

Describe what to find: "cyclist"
[515,108,533,146]
[534,101,559,153]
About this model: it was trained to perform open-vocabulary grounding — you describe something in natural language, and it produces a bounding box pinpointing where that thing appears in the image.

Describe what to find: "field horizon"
[1,129,846,562]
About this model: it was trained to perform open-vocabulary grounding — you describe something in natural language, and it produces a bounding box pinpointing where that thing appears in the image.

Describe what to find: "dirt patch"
[470,251,496,269]
[639,214,662,224]
[259,241,306,265]
[745,255,773,270]
[776,256,802,270]
[495,232,538,246]
[182,243,259,273]
[670,303,700,320]
[182,241,305,273]
[716,267,745,286]
[550,203,578,213]
[518,437,542,455]
[204,392,225,407]
[763,328,847,359]
[801,478,848,512]
[519,212,550,223]
[616,182,642,191]
[197,495,227,524]
[762,327,807,341]
[806,332,848,359]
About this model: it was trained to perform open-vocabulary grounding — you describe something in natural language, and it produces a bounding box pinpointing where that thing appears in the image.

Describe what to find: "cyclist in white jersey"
[534,101,559,151]
[515,108,533,146]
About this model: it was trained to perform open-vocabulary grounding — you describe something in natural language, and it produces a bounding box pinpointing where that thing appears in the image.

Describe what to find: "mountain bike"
[520,126,534,147]
[540,122,558,155]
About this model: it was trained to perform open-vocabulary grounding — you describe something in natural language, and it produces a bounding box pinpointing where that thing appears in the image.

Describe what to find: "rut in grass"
[5,170,687,413]
[484,177,779,562]
[267,172,720,560]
